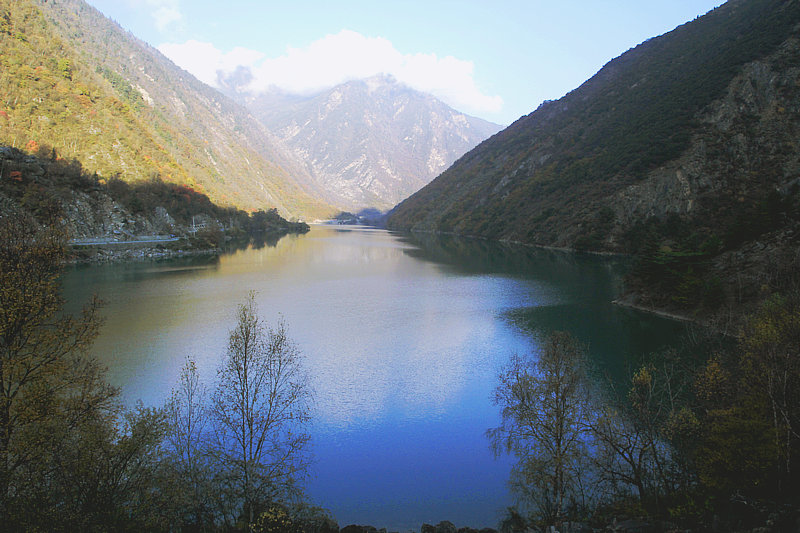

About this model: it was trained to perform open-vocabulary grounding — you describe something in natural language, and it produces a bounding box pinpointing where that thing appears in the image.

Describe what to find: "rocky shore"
[68,239,221,263]
[1,145,311,266]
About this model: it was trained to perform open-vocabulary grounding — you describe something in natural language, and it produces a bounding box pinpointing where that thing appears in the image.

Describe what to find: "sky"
[85,0,725,125]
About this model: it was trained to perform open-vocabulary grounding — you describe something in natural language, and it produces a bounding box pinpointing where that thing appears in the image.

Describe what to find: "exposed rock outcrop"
[248,75,502,211]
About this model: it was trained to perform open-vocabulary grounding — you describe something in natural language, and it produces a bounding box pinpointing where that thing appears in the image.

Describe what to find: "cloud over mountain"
[158,29,503,118]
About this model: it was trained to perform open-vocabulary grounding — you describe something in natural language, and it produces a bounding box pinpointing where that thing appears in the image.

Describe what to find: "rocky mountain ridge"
[246,75,502,210]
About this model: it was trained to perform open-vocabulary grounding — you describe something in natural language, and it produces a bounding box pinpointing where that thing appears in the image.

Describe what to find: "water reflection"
[399,232,688,376]
[397,231,626,299]
[61,225,687,530]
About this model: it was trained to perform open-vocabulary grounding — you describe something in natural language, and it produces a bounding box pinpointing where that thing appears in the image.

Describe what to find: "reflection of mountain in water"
[61,225,710,529]
[222,231,293,254]
[395,231,691,384]
[396,231,629,302]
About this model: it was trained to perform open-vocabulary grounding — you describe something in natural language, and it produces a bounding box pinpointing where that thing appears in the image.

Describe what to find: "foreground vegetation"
[491,315,800,531]
[0,212,319,532]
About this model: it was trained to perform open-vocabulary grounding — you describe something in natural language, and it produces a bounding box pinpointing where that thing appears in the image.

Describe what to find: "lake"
[61,225,686,531]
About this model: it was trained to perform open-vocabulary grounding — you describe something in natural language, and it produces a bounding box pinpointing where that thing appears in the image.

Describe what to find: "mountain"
[0,145,309,261]
[388,0,800,315]
[246,75,502,211]
[0,0,332,218]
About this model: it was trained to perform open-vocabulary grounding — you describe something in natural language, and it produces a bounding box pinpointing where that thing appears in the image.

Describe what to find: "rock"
[154,206,175,229]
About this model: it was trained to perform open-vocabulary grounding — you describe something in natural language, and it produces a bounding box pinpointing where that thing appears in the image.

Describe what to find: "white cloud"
[157,30,503,116]
[158,40,264,87]
[144,0,182,33]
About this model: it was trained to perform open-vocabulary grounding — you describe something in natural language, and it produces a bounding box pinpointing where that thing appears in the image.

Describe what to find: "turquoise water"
[61,225,686,530]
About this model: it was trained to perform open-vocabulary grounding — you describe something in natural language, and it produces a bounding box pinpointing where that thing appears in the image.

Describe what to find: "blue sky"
[85,0,725,125]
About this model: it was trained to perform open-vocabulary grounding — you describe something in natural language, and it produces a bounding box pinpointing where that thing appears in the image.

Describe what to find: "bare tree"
[211,294,312,528]
[165,357,217,530]
[488,331,596,525]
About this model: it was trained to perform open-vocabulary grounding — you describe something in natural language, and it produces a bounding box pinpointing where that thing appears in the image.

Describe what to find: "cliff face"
[0,146,309,263]
[614,37,800,232]
[615,34,800,313]
[0,145,193,240]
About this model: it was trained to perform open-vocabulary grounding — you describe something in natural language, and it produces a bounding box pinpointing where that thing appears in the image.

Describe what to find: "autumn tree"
[41,404,169,531]
[211,294,312,529]
[695,292,800,502]
[0,210,117,525]
[488,331,596,525]
[739,293,800,494]
[0,210,174,531]
[590,351,700,515]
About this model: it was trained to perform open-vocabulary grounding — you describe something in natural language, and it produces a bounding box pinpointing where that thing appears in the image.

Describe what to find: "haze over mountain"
[389,0,800,314]
[2,0,502,218]
[1,0,332,218]
[239,75,502,211]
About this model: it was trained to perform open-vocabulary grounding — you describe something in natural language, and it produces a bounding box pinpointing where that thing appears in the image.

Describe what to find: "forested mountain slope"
[388,0,800,314]
[249,75,502,211]
[1,0,332,218]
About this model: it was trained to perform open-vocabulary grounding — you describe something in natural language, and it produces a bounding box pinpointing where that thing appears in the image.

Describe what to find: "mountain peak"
[249,77,502,210]
[363,73,399,92]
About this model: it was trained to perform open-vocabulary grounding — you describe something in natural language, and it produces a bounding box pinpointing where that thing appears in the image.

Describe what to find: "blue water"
[61,226,685,531]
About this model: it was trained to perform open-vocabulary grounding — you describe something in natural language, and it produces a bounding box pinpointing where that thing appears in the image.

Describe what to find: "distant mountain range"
[242,75,502,210]
[388,0,800,315]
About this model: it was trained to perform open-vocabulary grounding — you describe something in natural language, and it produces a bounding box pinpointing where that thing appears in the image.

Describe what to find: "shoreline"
[68,241,220,264]
[611,296,695,323]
